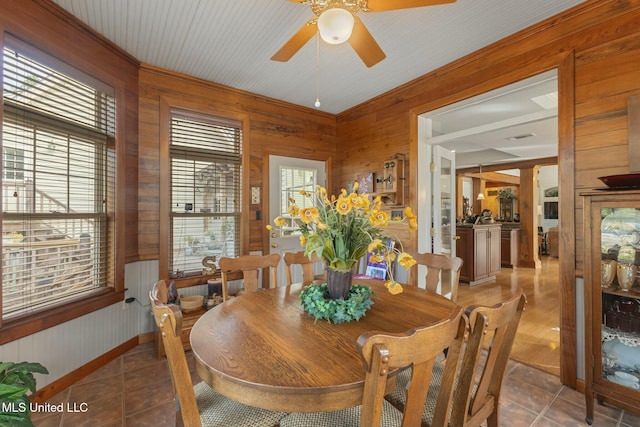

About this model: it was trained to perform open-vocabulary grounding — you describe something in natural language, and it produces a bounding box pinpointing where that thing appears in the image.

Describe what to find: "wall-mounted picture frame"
[391,210,403,220]
[356,172,373,194]
[544,186,559,197]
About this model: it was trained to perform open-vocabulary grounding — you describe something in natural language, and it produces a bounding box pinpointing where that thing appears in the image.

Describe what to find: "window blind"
[2,45,115,319]
[170,112,242,275]
[279,166,316,215]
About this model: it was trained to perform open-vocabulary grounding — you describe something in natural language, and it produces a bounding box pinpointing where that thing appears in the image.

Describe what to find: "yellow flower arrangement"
[268,182,418,294]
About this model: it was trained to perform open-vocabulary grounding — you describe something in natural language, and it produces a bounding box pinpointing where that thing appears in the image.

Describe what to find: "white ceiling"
[51,0,585,115]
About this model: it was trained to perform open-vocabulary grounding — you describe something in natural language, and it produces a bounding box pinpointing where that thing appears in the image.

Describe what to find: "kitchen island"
[456,223,502,286]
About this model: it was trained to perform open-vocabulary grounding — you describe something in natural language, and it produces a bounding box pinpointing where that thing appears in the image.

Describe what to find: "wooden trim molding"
[456,157,558,174]
[405,55,577,387]
[628,95,640,173]
[157,95,251,281]
[31,336,139,403]
[557,52,577,387]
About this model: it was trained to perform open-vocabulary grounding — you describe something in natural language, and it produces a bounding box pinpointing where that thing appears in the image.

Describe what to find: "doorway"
[416,70,561,375]
[268,155,326,284]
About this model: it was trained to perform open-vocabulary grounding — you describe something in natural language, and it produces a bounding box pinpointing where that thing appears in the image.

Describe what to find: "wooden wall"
[574,28,640,273]
[138,65,336,267]
[335,0,640,387]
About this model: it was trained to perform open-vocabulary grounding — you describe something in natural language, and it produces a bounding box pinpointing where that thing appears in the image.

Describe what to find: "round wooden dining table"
[190,279,460,413]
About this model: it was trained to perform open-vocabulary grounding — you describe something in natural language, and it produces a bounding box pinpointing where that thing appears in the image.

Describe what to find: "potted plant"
[0,361,49,427]
[497,188,517,220]
[497,188,517,200]
[268,182,418,299]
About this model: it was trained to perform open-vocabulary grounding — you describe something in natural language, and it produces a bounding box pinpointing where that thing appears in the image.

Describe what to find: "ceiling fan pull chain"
[315,32,322,108]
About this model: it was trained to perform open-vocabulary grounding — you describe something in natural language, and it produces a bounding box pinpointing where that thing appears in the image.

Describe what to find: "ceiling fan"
[271,0,457,68]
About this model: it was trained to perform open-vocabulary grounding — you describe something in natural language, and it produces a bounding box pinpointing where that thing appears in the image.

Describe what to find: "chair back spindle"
[284,251,323,285]
[218,253,281,301]
[408,251,463,301]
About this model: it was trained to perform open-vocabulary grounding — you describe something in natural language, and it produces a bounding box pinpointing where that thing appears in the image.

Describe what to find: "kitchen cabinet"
[583,190,640,424]
[501,226,521,268]
[457,223,501,286]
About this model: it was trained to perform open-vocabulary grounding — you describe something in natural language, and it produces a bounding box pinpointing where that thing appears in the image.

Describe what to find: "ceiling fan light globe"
[318,8,354,45]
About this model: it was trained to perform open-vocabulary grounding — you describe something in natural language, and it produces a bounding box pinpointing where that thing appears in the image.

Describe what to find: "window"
[2,42,115,320]
[169,111,242,276]
[280,166,316,212]
[276,166,317,237]
[3,148,24,181]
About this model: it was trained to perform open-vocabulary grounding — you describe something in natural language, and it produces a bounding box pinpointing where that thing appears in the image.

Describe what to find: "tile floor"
[31,341,640,427]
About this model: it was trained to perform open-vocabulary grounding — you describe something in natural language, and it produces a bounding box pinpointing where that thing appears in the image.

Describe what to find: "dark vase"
[326,267,353,300]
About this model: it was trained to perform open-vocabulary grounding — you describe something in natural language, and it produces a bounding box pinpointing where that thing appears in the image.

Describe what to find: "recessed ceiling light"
[531,92,558,109]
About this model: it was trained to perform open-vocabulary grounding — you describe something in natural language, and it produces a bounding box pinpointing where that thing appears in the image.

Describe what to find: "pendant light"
[476,165,485,200]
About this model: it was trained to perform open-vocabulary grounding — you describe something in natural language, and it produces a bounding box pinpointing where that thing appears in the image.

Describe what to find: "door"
[432,145,457,256]
[268,155,326,285]
[417,116,457,294]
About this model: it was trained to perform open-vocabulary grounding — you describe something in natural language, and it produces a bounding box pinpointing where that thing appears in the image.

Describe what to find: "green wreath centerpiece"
[300,283,374,324]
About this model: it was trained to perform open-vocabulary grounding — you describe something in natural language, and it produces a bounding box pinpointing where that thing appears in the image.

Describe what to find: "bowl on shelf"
[598,173,640,189]
[180,295,204,312]
[603,339,640,369]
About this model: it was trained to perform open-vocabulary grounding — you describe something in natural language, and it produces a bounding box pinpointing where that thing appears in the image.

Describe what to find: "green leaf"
[0,384,29,400]
[299,284,374,324]
[0,362,15,377]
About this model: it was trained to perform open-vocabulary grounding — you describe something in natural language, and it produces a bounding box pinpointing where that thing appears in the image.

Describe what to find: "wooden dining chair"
[279,305,468,427]
[283,251,323,285]
[218,253,280,301]
[407,251,463,301]
[149,282,286,427]
[386,289,527,427]
[449,289,527,427]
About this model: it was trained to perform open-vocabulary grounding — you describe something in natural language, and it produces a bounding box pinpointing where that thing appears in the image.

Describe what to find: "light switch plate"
[251,186,260,204]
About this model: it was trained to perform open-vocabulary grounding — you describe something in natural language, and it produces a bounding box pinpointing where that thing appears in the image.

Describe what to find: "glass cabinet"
[583,190,640,424]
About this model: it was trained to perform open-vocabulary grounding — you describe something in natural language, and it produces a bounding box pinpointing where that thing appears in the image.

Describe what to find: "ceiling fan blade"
[271,20,317,62]
[348,17,386,68]
[365,0,456,12]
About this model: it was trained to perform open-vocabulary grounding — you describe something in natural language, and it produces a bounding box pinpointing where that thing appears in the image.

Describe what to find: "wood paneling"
[335,0,640,388]
[138,65,336,277]
[628,95,640,172]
